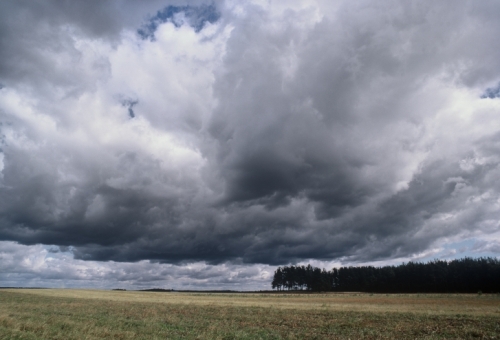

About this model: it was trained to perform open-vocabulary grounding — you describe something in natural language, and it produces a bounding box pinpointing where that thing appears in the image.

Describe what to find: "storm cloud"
[1,0,500,288]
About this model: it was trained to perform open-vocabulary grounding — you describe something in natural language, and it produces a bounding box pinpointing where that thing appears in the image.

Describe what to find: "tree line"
[271,257,500,293]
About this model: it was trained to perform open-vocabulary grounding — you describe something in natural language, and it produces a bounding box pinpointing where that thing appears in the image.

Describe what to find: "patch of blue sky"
[420,238,500,262]
[121,98,138,118]
[45,245,75,258]
[481,82,500,99]
[138,3,220,40]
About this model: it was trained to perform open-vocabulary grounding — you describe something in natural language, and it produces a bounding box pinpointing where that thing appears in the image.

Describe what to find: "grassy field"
[1,289,500,339]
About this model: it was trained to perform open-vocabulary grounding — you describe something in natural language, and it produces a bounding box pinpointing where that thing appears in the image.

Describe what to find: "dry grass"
[1,289,500,339]
[7,289,500,315]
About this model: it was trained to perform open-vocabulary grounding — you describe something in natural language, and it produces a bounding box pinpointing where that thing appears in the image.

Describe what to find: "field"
[1,289,500,339]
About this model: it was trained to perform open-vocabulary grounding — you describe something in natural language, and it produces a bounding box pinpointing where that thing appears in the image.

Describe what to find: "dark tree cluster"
[272,264,334,291]
[272,257,500,293]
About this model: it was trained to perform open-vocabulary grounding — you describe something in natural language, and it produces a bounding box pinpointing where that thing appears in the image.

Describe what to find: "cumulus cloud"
[0,241,272,289]
[1,0,500,288]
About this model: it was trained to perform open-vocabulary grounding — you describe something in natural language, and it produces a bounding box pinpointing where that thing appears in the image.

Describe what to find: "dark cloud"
[1,0,500,288]
[0,0,117,89]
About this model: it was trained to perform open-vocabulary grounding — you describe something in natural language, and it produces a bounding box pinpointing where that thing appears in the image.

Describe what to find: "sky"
[1,0,500,290]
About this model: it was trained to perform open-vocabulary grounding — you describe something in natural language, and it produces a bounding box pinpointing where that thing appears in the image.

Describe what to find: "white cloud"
[0,241,274,290]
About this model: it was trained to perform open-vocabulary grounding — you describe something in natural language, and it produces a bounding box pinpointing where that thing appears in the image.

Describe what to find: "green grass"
[1,290,500,339]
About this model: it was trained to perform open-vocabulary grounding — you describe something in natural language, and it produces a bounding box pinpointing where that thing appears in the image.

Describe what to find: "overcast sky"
[1,0,500,290]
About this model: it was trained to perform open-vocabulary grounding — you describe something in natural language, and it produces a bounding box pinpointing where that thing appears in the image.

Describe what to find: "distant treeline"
[272,257,500,293]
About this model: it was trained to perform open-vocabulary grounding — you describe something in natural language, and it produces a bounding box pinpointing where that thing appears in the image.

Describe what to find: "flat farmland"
[1,289,499,339]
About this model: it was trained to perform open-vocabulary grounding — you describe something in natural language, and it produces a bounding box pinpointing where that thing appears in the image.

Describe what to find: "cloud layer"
[1,0,500,288]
